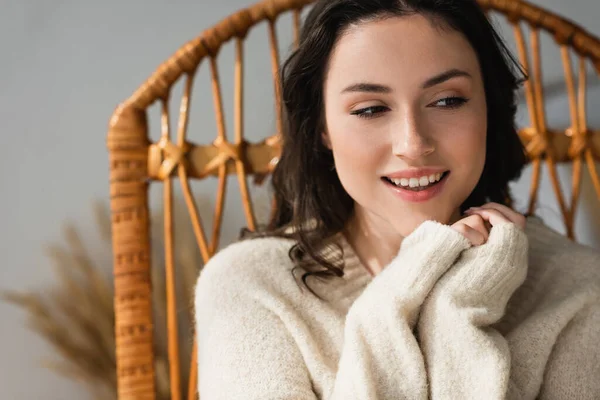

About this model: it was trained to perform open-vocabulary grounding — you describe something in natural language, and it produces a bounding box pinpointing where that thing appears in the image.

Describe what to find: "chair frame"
[107,0,600,398]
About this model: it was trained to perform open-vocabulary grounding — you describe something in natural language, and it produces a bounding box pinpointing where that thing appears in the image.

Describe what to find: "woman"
[195,0,600,398]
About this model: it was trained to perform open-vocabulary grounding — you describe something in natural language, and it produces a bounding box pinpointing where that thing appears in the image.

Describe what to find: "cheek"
[454,128,486,162]
[441,111,487,181]
[333,135,378,165]
[327,120,388,191]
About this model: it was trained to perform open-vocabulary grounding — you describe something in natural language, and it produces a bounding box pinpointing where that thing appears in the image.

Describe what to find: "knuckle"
[453,224,467,233]
[469,214,484,223]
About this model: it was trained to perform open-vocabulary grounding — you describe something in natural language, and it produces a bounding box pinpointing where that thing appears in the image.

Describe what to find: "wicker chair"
[106,0,600,398]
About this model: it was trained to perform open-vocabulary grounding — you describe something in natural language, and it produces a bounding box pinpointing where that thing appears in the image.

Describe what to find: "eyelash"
[350,96,469,119]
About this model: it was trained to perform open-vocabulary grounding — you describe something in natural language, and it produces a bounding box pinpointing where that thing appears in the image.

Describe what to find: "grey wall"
[1,1,599,398]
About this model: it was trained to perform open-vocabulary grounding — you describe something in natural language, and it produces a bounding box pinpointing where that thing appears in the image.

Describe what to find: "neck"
[343,207,462,276]
[344,215,399,276]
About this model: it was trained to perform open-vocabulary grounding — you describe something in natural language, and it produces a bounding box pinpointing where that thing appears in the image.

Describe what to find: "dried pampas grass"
[1,189,270,399]
[2,202,119,399]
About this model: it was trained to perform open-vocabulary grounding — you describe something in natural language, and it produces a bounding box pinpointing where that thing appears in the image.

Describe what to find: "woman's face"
[322,14,487,237]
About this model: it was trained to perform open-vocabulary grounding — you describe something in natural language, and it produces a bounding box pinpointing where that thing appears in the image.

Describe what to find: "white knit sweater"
[194,216,600,399]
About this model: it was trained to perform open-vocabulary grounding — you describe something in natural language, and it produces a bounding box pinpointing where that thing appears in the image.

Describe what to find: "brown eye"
[350,105,390,119]
[432,96,469,109]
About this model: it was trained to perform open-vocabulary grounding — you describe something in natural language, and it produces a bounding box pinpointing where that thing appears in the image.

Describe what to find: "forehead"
[326,14,481,89]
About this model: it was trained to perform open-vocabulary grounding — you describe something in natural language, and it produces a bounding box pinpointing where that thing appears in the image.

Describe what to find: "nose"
[391,113,435,160]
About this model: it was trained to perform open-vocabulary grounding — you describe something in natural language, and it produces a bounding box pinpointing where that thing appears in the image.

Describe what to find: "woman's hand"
[451,202,525,246]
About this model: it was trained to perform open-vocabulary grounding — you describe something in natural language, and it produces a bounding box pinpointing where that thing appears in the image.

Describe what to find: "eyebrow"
[340,68,472,94]
[421,68,472,89]
[341,82,392,94]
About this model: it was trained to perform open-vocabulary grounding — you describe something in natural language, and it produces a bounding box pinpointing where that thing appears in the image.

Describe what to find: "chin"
[391,209,455,237]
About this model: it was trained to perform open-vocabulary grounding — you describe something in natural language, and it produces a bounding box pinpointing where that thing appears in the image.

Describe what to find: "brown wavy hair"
[248,0,528,296]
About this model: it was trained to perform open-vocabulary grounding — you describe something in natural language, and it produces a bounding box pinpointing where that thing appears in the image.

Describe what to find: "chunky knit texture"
[194,216,600,399]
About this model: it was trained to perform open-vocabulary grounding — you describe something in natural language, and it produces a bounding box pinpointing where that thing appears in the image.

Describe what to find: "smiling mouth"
[382,171,450,192]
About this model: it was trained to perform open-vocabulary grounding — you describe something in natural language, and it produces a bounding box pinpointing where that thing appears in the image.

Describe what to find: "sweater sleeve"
[538,299,600,399]
[417,223,529,399]
[329,220,471,399]
[195,221,471,399]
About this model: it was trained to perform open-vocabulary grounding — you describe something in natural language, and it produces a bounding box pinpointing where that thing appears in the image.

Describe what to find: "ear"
[321,131,332,150]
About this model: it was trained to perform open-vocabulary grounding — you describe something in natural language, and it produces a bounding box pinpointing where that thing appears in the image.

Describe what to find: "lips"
[382,170,450,202]
[384,178,435,191]
[382,171,450,191]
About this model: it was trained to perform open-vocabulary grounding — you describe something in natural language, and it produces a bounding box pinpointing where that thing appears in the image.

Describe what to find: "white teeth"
[387,172,446,188]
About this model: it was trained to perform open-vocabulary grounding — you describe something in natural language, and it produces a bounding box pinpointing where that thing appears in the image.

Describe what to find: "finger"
[477,202,518,217]
[470,203,525,228]
[460,214,490,241]
[451,222,487,246]
[465,208,511,227]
